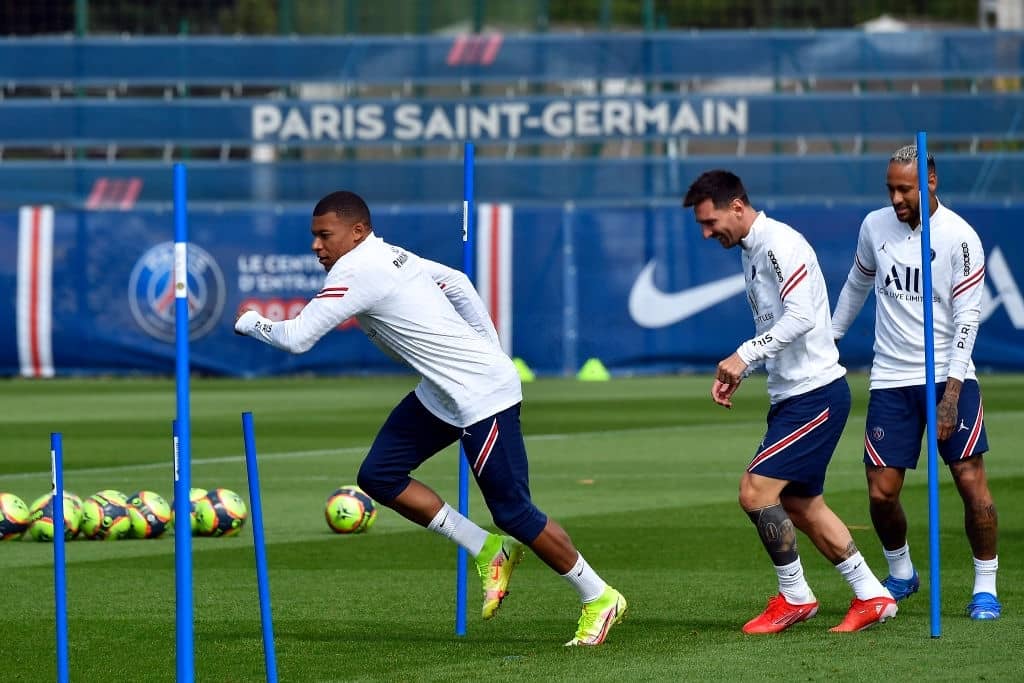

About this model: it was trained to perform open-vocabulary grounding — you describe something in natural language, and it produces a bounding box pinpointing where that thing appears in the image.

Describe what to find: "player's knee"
[737,471,784,511]
[951,458,985,489]
[867,471,902,504]
[491,501,546,544]
[356,462,405,505]
[957,478,994,510]
[868,486,899,508]
[738,482,770,511]
[355,464,383,500]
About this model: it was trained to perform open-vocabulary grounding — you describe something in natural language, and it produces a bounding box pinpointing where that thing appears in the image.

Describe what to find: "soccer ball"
[194,488,247,537]
[79,494,132,541]
[94,489,129,506]
[27,491,83,541]
[325,486,377,534]
[0,493,32,540]
[126,490,172,539]
[170,487,208,535]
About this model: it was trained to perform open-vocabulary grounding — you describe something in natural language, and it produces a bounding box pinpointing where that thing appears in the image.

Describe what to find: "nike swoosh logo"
[628,260,747,328]
[772,607,812,625]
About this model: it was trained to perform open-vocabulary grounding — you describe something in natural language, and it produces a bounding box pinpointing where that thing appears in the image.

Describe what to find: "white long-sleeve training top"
[735,212,847,403]
[236,233,522,427]
[831,201,985,389]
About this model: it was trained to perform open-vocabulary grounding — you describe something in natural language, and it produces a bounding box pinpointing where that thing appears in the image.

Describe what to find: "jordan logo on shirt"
[958,419,970,432]
[878,242,887,253]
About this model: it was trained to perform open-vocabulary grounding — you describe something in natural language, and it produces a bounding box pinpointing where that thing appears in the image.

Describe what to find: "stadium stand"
[4,12,1024,378]
[1,31,1024,206]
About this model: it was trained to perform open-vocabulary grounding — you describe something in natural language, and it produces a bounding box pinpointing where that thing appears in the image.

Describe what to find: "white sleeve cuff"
[946,359,969,383]
[736,343,758,365]
[235,310,266,336]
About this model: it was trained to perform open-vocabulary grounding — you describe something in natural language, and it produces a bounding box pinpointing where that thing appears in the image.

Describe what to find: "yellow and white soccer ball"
[325,485,377,535]
[27,491,83,541]
[170,487,209,535]
[0,492,32,541]
[194,488,248,538]
[79,492,132,541]
[126,490,172,539]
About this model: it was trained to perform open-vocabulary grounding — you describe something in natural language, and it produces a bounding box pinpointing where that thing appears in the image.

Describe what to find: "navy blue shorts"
[864,380,988,469]
[747,377,852,498]
[360,392,547,543]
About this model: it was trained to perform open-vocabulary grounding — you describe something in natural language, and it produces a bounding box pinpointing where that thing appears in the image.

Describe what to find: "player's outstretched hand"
[711,378,741,409]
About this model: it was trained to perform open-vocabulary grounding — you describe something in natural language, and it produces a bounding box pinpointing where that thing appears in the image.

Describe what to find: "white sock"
[973,556,998,596]
[561,553,607,603]
[776,558,816,605]
[426,503,489,557]
[883,543,915,579]
[836,552,889,600]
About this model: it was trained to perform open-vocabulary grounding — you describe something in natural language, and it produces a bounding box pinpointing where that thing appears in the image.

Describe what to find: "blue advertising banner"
[2,31,1021,85]
[2,202,1022,378]
[507,203,1024,375]
[5,154,1024,207]
[2,93,1022,146]
[0,205,464,377]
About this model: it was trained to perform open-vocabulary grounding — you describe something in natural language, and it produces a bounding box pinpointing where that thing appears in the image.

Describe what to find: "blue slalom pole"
[51,432,69,683]
[241,412,278,683]
[455,141,475,636]
[917,131,941,638]
[173,162,195,680]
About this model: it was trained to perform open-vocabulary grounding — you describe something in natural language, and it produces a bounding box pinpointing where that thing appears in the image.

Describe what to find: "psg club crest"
[871,426,885,442]
[129,242,226,342]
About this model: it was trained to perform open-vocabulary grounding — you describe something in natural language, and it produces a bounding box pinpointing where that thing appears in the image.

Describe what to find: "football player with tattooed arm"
[684,170,896,634]
[831,145,1000,620]
[235,190,626,646]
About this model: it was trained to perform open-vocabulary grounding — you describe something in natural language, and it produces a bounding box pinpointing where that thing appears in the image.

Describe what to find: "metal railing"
[2,0,981,37]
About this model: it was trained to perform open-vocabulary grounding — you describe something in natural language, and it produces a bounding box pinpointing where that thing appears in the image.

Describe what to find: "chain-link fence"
[1,0,982,36]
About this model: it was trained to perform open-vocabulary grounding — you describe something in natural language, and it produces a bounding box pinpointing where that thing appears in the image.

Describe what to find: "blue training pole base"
[51,432,69,683]
[241,412,279,683]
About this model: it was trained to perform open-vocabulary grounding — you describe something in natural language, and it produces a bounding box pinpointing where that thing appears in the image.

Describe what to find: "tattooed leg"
[747,503,798,566]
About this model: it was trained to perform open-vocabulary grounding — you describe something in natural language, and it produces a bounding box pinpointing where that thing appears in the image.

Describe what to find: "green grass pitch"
[1,374,1022,681]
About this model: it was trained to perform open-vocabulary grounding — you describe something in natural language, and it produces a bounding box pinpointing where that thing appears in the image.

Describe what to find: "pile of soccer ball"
[0,487,248,541]
[324,485,377,534]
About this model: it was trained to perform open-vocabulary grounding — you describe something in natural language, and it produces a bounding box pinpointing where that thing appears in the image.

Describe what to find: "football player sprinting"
[236,190,626,645]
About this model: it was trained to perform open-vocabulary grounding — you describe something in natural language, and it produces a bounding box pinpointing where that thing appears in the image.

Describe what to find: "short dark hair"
[313,190,372,228]
[683,170,750,209]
